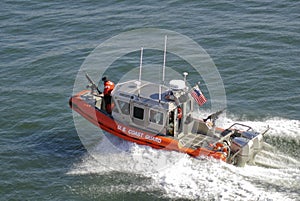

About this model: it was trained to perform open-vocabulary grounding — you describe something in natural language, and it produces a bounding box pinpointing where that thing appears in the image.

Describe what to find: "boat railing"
[226,123,253,131]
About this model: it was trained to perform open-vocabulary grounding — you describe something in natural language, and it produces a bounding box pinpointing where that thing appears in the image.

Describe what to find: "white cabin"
[111,79,195,138]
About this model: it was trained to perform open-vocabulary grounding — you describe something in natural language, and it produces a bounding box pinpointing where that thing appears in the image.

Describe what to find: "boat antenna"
[162,35,167,84]
[139,47,143,82]
[159,36,167,102]
[137,47,143,97]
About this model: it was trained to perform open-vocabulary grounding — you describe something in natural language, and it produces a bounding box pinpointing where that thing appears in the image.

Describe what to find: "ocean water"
[1,0,299,200]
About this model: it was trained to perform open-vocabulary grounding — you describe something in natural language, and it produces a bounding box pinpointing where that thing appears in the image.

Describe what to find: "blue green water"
[1,1,299,200]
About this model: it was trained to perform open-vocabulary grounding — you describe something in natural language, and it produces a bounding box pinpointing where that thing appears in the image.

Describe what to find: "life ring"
[214,142,228,155]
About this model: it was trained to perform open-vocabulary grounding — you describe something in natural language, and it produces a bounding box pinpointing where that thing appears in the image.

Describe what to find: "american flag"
[190,85,207,106]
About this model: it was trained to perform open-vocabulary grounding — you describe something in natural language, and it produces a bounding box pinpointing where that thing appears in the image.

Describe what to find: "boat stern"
[222,124,269,167]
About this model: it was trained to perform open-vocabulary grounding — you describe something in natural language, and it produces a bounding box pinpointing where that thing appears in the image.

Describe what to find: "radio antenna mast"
[139,47,143,82]
[162,35,167,84]
[159,36,167,102]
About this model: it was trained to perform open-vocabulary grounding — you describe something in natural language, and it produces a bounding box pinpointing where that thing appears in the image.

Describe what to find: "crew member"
[167,112,174,136]
[102,76,115,114]
[165,91,175,101]
[177,106,182,119]
[177,106,182,130]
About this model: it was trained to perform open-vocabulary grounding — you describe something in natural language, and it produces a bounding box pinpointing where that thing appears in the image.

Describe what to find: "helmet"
[102,76,108,81]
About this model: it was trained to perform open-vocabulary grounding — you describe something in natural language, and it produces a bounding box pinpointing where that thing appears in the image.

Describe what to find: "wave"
[68,116,300,200]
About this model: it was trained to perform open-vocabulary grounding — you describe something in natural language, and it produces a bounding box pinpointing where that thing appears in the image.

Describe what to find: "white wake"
[68,117,300,200]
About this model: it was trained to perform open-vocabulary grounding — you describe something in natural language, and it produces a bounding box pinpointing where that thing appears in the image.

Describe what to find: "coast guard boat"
[69,41,269,167]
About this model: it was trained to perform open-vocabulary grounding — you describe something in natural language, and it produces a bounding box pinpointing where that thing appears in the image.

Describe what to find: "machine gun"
[85,72,102,95]
[203,108,226,126]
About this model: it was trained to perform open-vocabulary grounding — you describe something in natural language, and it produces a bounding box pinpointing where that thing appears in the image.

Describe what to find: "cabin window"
[112,98,119,113]
[133,106,144,120]
[149,110,163,125]
[118,100,130,115]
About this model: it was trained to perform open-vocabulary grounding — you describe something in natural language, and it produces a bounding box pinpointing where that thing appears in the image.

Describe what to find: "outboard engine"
[231,137,253,167]
[222,123,269,166]
[241,131,263,154]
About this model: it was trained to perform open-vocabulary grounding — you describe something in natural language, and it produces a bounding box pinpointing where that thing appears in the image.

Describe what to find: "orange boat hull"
[69,91,227,162]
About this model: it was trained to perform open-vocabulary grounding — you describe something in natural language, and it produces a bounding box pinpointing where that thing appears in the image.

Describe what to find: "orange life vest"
[177,107,182,119]
[103,80,115,96]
